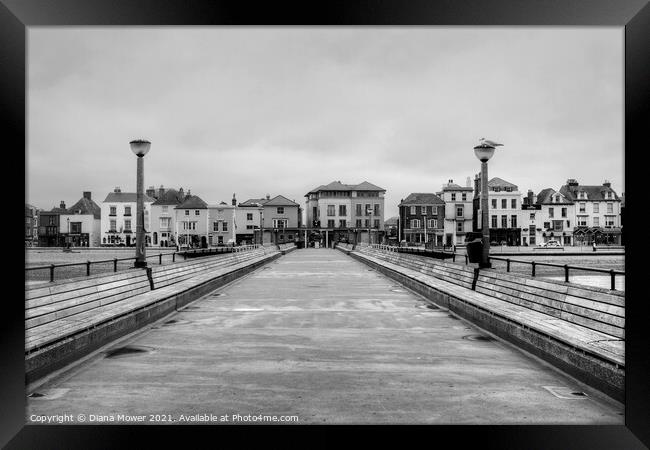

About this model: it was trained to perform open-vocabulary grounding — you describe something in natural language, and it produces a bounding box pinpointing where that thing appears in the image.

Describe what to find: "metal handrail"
[25,244,261,283]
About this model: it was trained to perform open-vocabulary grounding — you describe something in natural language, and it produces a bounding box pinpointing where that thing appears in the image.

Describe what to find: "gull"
[480,138,503,147]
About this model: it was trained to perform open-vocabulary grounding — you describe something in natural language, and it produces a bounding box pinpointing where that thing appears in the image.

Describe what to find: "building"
[25,204,38,246]
[383,216,399,244]
[620,192,625,245]
[305,181,386,246]
[559,179,622,245]
[37,201,68,247]
[59,192,102,247]
[398,193,445,246]
[207,196,237,246]
[237,194,302,245]
[101,187,155,246]
[174,192,209,248]
[150,186,185,247]
[473,176,522,246]
[438,179,474,246]
[521,189,575,246]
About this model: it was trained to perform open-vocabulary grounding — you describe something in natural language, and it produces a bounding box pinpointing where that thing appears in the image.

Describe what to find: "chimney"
[83,191,91,200]
[232,193,237,206]
[603,180,611,188]
[566,179,578,187]
[146,186,156,198]
[178,187,184,197]
[266,193,270,200]
[158,185,165,198]
[466,176,471,188]
[527,190,534,206]
[114,186,121,193]
[60,201,66,209]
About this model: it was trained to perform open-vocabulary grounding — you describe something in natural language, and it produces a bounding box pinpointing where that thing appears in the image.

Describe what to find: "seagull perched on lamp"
[479,138,503,147]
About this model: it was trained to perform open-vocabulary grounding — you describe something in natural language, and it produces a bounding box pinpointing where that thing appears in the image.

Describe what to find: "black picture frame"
[3,0,649,447]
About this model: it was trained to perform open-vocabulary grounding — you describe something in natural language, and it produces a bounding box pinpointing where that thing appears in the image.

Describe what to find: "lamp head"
[130,140,151,157]
[474,143,496,162]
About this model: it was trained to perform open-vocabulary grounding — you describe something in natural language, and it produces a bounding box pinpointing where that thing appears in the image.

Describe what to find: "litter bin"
[466,238,484,263]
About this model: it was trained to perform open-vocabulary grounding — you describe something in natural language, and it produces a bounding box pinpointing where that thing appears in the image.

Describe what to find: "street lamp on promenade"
[423,214,427,247]
[130,139,151,268]
[255,203,264,246]
[474,138,503,268]
[367,207,373,245]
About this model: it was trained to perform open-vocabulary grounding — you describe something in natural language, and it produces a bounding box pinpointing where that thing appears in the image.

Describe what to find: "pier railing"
[25,245,261,283]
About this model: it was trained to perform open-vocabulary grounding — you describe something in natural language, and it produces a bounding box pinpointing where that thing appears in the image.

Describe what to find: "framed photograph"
[4,0,649,447]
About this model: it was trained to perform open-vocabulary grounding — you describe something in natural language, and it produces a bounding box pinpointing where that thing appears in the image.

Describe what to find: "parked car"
[539,240,562,248]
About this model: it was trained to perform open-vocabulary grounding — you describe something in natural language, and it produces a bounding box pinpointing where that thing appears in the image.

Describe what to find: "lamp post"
[367,207,373,245]
[423,214,427,247]
[474,139,502,268]
[255,203,264,246]
[130,139,151,268]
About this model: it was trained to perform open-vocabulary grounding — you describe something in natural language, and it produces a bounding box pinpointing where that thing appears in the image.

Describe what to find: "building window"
[185,210,190,215]
[491,216,497,228]
[218,236,223,244]
[501,215,507,228]
[553,220,562,231]
[222,222,228,232]
[456,221,463,232]
[213,222,219,232]
[451,193,456,201]
[339,220,346,228]
[492,199,497,209]
[110,219,116,231]
[456,206,463,217]
[162,206,168,213]
[246,225,254,230]
[357,204,363,216]
[247,213,253,220]
[109,206,116,216]
[593,217,600,227]
[124,206,131,216]
[579,203,586,213]
[411,219,421,228]
[606,217,615,227]
[48,216,57,225]
[501,199,507,209]
[70,222,82,234]
[356,219,362,227]
[578,217,587,226]
[195,210,200,215]
[365,204,371,215]
[462,193,467,201]
[529,213,535,220]
[593,203,599,213]
[549,208,554,218]
[511,215,517,228]
[327,219,335,228]
[327,205,335,216]
[561,208,567,218]
[511,199,516,209]
[607,203,613,214]
[420,206,426,214]
[529,225,535,236]
[432,206,437,215]
[160,217,171,229]
[410,206,416,215]
[277,207,284,214]
[125,220,132,231]
[543,221,550,229]
[374,219,380,228]
[339,205,346,216]
[566,220,570,227]
[428,219,437,228]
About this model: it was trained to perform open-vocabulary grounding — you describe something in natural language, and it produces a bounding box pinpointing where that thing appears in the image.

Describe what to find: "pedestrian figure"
[592,241,597,252]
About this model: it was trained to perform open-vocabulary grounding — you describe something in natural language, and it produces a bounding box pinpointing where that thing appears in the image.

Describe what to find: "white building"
[150,187,185,247]
[559,179,622,245]
[208,197,237,246]
[305,181,386,246]
[101,187,154,246]
[521,189,575,246]
[58,192,102,247]
[437,179,474,246]
[237,194,302,245]
[174,193,209,248]
[474,176,523,246]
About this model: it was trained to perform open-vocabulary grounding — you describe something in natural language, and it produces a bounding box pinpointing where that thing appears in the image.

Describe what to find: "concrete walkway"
[27,249,623,424]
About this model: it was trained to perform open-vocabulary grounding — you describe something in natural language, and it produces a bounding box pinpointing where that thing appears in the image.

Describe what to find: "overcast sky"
[27,27,623,219]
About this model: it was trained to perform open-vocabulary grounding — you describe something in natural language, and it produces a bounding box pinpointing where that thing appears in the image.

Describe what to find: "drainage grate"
[104,345,153,359]
[462,334,495,342]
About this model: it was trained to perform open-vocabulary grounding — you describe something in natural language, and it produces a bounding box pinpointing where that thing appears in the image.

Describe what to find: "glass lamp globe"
[130,140,151,157]
[474,143,495,162]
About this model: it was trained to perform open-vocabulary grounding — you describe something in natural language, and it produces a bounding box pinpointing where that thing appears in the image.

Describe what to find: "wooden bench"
[25,248,270,354]
[349,246,625,399]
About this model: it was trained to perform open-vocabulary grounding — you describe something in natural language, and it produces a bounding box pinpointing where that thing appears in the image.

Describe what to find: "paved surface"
[27,249,623,424]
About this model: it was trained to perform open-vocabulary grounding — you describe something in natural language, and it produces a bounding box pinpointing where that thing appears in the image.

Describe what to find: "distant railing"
[487,256,625,291]
[25,244,261,283]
